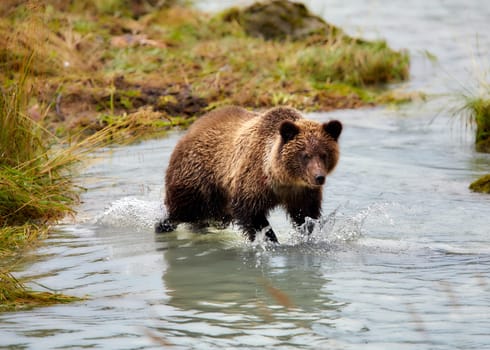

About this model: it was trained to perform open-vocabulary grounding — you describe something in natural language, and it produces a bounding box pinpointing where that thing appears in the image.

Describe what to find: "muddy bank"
[47,76,207,134]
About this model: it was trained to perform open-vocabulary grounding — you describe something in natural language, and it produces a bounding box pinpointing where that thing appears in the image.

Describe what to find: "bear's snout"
[305,157,327,187]
[315,175,325,185]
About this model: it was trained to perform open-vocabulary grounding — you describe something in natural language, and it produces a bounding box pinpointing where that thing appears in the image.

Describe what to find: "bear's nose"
[315,175,325,185]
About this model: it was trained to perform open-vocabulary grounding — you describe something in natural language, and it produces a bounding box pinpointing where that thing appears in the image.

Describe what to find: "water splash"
[239,203,393,268]
[94,197,396,252]
[95,196,163,231]
[286,202,395,246]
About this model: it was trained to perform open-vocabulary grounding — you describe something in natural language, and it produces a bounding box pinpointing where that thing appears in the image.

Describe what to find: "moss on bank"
[466,97,490,153]
[469,174,490,194]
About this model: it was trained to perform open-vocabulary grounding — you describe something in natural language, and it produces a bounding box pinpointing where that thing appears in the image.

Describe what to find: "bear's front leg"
[239,213,278,243]
[232,193,279,243]
[286,189,322,234]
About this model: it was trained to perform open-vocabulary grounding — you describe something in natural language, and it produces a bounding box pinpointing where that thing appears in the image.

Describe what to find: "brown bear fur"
[158,106,342,242]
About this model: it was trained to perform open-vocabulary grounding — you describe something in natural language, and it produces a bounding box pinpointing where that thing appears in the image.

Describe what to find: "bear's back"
[167,107,259,185]
[185,106,256,139]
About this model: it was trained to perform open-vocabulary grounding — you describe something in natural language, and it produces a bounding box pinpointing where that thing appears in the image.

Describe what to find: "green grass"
[0,224,48,257]
[0,60,84,310]
[295,40,409,87]
[452,61,490,153]
[463,97,490,152]
[0,56,42,167]
[0,58,79,228]
[465,94,490,194]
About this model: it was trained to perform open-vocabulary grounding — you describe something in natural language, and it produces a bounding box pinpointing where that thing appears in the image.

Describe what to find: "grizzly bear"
[156,106,342,243]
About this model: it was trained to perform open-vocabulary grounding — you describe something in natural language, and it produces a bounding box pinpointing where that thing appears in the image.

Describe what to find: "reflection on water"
[1,1,490,349]
[156,233,345,346]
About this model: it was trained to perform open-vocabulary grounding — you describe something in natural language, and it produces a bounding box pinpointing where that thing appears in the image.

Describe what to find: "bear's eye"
[301,153,311,161]
[319,153,328,162]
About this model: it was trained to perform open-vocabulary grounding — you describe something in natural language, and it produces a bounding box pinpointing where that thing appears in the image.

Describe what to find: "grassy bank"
[0,61,83,310]
[1,0,411,140]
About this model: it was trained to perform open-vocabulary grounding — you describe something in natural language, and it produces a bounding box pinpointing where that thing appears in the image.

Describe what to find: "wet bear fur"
[158,106,342,242]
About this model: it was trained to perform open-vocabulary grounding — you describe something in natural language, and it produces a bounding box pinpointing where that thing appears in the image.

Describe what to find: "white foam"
[285,205,370,246]
[95,196,164,231]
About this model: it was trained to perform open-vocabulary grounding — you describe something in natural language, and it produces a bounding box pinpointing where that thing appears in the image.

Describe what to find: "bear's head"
[272,118,342,188]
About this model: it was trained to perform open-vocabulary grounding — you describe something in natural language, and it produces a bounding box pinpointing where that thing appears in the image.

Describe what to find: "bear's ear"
[323,120,342,142]
[280,121,300,143]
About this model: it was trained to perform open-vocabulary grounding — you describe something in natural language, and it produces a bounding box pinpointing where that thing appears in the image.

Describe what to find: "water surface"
[1,1,490,349]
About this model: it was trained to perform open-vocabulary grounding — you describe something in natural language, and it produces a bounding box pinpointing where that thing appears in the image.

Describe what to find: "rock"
[222,0,339,41]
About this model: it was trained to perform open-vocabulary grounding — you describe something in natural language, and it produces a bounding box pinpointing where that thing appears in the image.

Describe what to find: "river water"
[1,1,490,349]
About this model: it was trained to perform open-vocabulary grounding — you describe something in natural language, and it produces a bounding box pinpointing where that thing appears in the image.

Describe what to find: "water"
[1,1,490,349]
